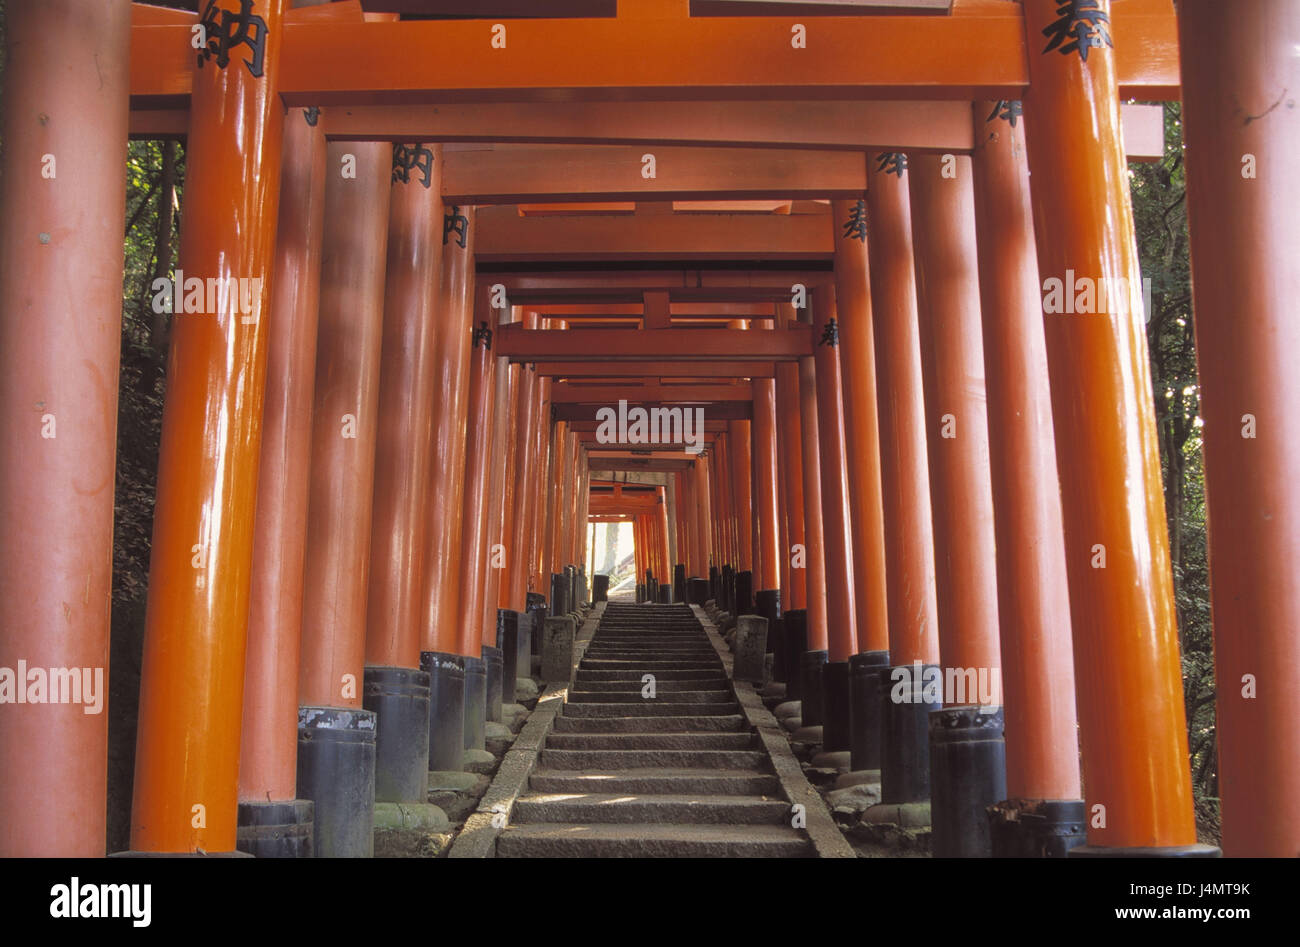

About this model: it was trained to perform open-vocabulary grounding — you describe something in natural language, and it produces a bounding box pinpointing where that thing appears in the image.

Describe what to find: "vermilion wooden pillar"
[775,304,808,611]
[810,290,858,662]
[1022,0,1202,853]
[457,291,499,656]
[830,200,889,655]
[908,154,1002,699]
[482,310,519,642]
[239,103,329,814]
[866,157,940,669]
[970,100,1082,810]
[130,0,288,854]
[752,382,782,595]
[508,314,541,611]
[0,0,131,857]
[297,142,391,707]
[697,454,714,576]
[797,325,830,655]
[658,486,673,584]
[421,206,476,655]
[1177,0,1300,857]
[729,420,755,575]
[529,376,553,595]
[367,143,445,670]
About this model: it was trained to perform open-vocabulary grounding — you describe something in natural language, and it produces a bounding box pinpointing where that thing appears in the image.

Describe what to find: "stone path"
[496,602,816,857]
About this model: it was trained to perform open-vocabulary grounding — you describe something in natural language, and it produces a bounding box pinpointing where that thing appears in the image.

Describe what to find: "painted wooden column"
[1022,0,1204,854]
[237,100,329,850]
[529,376,553,597]
[796,321,830,656]
[0,0,131,857]
[752,378,782,598]
[730,419,755,578]
[866,153,941,807]
[421,204,476,656]
[909,150,1007,856]
[130,0,288,855]
[1176,0,1300,857]
[970,98,1084,852]
[775,304,808,612]
[508,315,541,611]
[830,200,889,657]
[810,290,859,664]
[456,291,498,658]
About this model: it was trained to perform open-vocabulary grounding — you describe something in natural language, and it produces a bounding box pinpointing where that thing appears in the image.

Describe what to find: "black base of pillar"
[297,707,377,858]
[550,573,569,619]
[756,590,782,680]
[686,577,710,604]
[880,663,939,805]
[822,660,851,751]
[636,583,646,603]
[525,594,547,658]
[593,573,610,602]
[721,565,734,614]
[799,649,829,727]
[420,651,465,772]
[658,584,672,604]
[236,800,314,858]
[781,610,808,695]
[673,563,686,604]
[462,655,486,750]
[1069,843,1221,858]
[989,799,1088,858]
[497,610,519,704]
[709,565,720,602]
[482,644,503,723]
[848,650,890,771]
[362,665,431,804]
[929,705,1007,857]
[735,570,755,616]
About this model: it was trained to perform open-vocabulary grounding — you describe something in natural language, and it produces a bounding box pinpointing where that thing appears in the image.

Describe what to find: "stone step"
[511,792,790,825]
[579,660,722,670]
[552,714,747,733]
[539,748,769,770]
[527,767,782,795]
[575,669,725,682]
[567,689,734,703]
[562,701,739,718]
[573,678,729,691]
[497,822,813,858]
[543,731,756,750]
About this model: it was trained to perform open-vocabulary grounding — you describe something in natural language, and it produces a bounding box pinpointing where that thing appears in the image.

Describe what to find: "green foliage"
[1130,102,1217,807]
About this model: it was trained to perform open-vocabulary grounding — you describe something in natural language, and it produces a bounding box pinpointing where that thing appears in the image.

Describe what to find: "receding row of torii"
[0,0,1294,859]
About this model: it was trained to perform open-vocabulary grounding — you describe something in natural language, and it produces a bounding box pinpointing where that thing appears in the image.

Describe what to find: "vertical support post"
[776,305,807,612]
[0,0,131,857]
[752,380,781,596]
[1176,0,1300,857]
[130,0,288,854]
[1022,0,1204,854]
[970,99,1084,855]
[294,141,391,857]
[456,289,498,658]
[866,154,941,809]
[909,152,1006,856]
[237,100,329,855]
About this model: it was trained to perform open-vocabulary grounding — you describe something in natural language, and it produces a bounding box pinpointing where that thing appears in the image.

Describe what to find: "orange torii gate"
[3,0,1295,866]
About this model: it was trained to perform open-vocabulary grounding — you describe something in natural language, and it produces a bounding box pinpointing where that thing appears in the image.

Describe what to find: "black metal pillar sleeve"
[236,800,314,858]
[929,705,1007,857]
[989,799,1087,858]
[592,573,610,602]
[496,609,519,703]
[635,583,646,603]
[362,665,431,803]
[709,565,721,602]
[482,644,504,723]
[822,660,851,751]
[686,577,710,605]
[735,570,755,616]
[462,655,487,750]
[549,572,567,618]
[780,609,808,694]
[420,651,465,772]
[879,663,940,804]
[514,611,533,697]
[526,593,547,658]
[657,584,672,604]
[296,707,377,858]
[799,649,829,727]
[673,563,686,604]
[848,650,890,771]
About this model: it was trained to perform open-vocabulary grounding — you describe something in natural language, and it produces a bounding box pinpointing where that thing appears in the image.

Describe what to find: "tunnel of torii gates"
[0,0,1295,861]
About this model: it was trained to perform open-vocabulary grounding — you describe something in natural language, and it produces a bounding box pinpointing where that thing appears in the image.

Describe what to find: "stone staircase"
[497,602,814,857]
